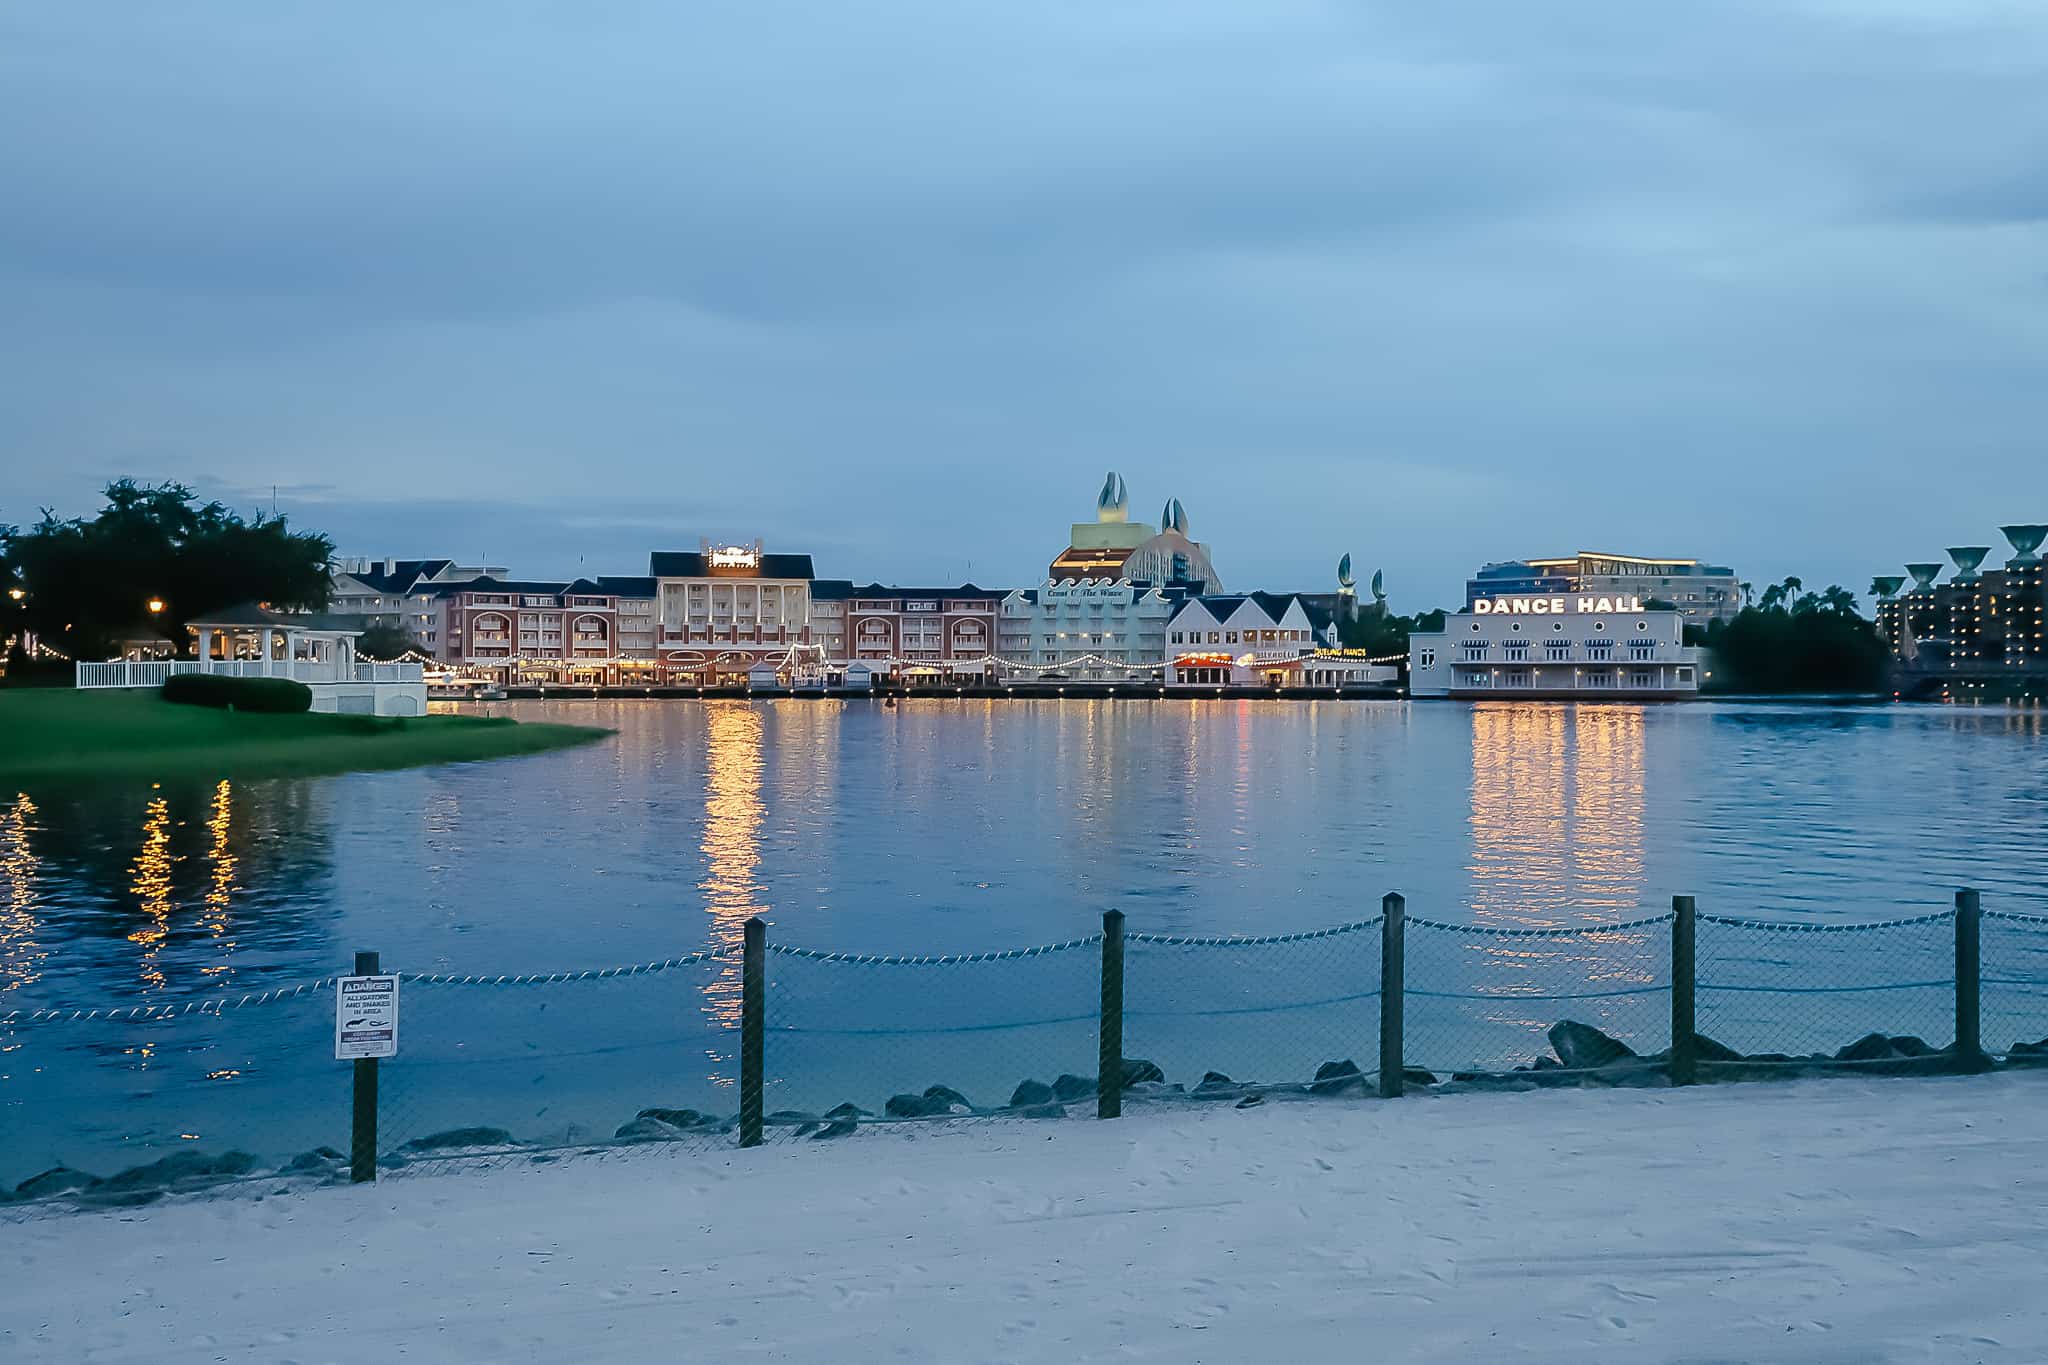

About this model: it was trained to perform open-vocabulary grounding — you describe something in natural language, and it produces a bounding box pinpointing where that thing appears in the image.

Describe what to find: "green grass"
[0,689,610,782]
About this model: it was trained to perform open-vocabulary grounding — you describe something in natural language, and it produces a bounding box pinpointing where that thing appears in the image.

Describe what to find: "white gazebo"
[77,603,427,716]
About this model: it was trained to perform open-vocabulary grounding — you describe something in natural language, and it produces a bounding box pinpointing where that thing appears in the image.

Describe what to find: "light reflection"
[700,704,766,1036]
[1,794,43,994]
[1465,704,1655,1047]
[198,780,238,978]
[129,793,175,990]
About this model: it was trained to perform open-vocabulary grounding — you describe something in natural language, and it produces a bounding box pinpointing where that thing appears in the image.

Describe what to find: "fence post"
[1670,895,1696,1086]
[349,949,379,1184]
[1955,888,1983,1070]
[740,917,765,1148]
[1098,910,1125,1119]
[1379,893,1405,1098]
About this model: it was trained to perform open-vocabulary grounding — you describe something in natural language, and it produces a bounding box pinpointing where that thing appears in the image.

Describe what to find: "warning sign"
[335,975,399,1060]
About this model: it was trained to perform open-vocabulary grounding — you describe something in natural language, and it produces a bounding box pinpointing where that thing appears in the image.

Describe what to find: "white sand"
[5,1073,2045,1363]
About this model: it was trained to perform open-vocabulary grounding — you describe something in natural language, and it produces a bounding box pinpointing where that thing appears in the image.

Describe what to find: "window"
[1208,632,1220,644]
[1594,622,1606,631]
[1506,669,1532,688]
[1677,667,1695,683]
[1471,622,1482,632]
[1553,621,1565,632]
[1511,622,1523,632]
[1418,648,1436,670]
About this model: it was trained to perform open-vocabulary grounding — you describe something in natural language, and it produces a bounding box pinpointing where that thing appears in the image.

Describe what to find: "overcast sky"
[2,2,2044,606]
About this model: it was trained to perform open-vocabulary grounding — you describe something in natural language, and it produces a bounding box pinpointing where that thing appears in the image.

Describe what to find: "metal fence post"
[1955,888,1983,1070]
[740,917,765,1148]
[350,949,379,1184]
[1098,910,1125,1119]
[1671,895,1697,1086]
[1379,893,1405,1098]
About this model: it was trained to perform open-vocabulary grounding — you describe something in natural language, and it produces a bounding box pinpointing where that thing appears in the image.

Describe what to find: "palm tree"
[1821,585,1858,616]
[1757,582,1787,613]
[1740,581,1755,609]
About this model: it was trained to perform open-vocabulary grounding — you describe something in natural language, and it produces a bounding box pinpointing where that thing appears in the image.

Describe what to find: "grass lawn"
[0,688,609,782]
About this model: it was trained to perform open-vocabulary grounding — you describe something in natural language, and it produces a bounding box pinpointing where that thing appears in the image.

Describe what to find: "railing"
[3,887,2042,1217]
[77,659,423,688]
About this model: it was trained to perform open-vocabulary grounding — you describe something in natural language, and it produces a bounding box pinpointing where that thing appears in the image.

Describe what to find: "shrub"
[162,673,314,714]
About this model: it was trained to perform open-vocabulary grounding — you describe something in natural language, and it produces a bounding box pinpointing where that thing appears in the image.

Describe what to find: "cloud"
[2,0,2045,602]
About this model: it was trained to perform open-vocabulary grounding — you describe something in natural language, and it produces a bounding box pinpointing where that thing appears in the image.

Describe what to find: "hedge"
[162,673,314,714]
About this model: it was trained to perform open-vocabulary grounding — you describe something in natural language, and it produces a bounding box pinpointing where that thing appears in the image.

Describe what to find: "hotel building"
[809,583,1003,676]
[1876,525,2047,698]
[997,579,1190,680]
[328,558,508,642]
[426,577,646,679]
[1469,552,1740,624]
[1163,594,1320,686]
[1048,473,1222,590]
[650,542,819,683]
[1409,593,1700,699]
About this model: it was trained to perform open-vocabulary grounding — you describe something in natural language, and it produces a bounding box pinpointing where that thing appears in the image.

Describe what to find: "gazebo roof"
[186,602,364,636]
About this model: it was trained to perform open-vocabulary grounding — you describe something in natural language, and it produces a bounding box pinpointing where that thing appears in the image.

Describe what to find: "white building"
[1163,593,1321,687]
[1408,593,1701,699]
[997,579,1186,681]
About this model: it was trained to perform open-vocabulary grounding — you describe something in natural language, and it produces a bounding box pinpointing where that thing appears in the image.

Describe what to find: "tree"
[354,622,422,660]
[2,480,334,661]
[1693,584,1888,693]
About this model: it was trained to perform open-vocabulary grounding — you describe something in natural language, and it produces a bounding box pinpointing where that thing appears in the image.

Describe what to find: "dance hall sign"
[1473,594,1646,616]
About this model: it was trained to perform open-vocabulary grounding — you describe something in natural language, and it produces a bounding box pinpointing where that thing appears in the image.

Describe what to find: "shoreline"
[0,689,610,783]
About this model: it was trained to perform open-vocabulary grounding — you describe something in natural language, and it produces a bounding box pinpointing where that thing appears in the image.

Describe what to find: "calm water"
[5,699,2047,1182]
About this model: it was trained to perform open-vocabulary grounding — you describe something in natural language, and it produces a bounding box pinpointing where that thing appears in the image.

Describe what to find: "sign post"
[337,953,397,1182]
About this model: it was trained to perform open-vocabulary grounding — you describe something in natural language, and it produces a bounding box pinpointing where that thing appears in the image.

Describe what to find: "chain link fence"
[7,888,2048,1215]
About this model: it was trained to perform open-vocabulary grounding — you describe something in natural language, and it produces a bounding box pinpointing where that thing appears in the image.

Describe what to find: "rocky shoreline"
[10,1020,2044,1212]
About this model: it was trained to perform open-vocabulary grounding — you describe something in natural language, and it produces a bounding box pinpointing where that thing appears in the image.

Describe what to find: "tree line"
[3,480,334,675]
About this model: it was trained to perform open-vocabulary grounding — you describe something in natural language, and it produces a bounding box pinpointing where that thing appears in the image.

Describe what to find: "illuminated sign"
[904,600,938,613]
[1473,594,1646,616]
[708,546,760,570]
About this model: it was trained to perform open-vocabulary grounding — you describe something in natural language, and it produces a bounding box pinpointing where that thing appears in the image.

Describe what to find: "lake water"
[5,699,2048,1185]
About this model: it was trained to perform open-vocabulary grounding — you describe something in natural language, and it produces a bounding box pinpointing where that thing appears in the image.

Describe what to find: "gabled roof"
[841,583,1000,602]
[648,551,816,579]
[335,559,456,594]
[593,575,657,598]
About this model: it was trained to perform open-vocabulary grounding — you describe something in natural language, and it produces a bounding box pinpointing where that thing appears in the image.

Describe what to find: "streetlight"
[6,588,22,603]
[147,597,165,616]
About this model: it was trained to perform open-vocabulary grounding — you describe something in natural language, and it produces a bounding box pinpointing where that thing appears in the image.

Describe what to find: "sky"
[2,1,2044,608]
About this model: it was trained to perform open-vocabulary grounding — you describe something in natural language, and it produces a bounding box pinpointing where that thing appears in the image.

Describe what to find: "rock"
[766,1110,821,1127]
[636,1107,710,1128]
[1119,1058,1165,1088]
[2008,1039,2048,1066]
[1234,1093,1263,1108]
[824,1102,872,1120]
[1193,1072,1247,1099]
[100,1149,257,1193]
[1051,1074,1097,1103]
[613,1116,686,1144]
[884,1091,965,1118]
[1309,1059,1364,1095]
[1691,1034,1743,1064]
[285,1147,346,1172]
[1548,1021,1637,1070]
[811,1117,858,1140]
[1014,1103,1066,1119]
[1008,1080,1056,1108]
[1402,1068,1438,1087]
[14,1166,100,1199]
[1834,1033,1896,1063]
[1197,1071,1234,1089]
[377,1153,409,1170]
[1890,1035,1934,1058]
[399,1126,515,1153]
